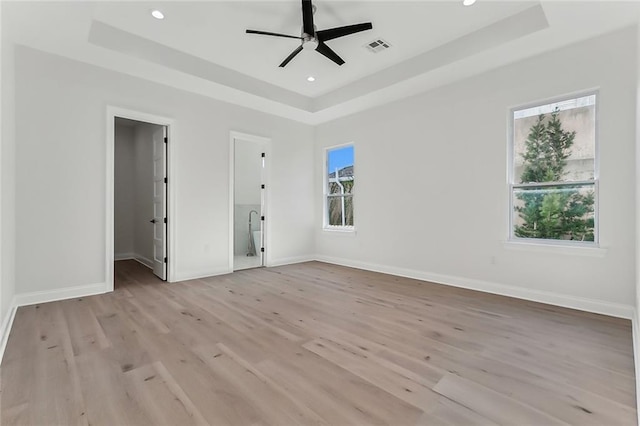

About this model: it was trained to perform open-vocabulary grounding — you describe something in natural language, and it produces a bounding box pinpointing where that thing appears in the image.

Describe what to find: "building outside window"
[325,144,354,229]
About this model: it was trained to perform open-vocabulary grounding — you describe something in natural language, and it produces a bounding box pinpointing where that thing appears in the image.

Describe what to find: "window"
[509,93,597,244]
[325,145,354,229]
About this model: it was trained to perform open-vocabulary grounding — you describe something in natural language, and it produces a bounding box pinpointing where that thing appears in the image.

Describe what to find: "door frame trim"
[229,131,271,271]
[106,106,176,291]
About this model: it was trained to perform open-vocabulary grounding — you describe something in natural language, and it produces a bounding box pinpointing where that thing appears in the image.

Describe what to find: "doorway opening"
[114,117,168,280]
[107,107,174,291]
[230,132,269,271]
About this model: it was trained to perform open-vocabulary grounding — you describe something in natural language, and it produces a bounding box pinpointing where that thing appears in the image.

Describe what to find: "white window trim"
[323,143,355,232]
[507,90,600,247]
[502,240,607,257]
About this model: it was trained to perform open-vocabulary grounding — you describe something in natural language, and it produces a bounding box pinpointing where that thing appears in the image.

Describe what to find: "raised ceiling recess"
[4,1,640,124]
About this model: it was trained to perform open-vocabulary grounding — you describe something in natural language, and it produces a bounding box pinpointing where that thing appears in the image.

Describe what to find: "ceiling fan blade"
[246,29,303,40]
[316,23,373,42]
[316,42,345,66]
[279,45,304,67]
[302,0,315,36]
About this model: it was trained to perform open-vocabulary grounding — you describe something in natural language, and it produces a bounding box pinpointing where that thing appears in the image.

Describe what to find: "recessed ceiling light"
[307,76,316,82]
[463,0,477,5]
[151,10,165,20]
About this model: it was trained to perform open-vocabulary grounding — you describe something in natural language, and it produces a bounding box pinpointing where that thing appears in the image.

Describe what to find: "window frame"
[507,90,600,247]
[323,143,355,231]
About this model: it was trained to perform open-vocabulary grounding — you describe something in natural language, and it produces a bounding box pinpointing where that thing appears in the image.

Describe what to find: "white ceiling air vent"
[365,39,391,53]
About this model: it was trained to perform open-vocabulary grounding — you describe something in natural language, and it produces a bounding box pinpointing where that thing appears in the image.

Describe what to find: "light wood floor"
[1,260,636,425]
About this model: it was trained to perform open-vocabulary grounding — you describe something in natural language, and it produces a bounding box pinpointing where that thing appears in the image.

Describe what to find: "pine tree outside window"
[509,93,598,245]
[325,144,354,230]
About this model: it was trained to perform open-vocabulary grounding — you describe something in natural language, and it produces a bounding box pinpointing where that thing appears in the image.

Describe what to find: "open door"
[231,135,268,271]
[152,126,167,280]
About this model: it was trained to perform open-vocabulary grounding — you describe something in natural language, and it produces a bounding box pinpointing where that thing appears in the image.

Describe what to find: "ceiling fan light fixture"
[303,39,319,50]
[151,10,165,20]
[462,0,477,6]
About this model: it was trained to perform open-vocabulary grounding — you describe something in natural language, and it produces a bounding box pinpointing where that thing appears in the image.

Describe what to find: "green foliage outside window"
[514,109,595,242]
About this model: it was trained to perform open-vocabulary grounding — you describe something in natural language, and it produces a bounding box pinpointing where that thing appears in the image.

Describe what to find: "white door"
[259,151,266,266]
[152,126,167,280]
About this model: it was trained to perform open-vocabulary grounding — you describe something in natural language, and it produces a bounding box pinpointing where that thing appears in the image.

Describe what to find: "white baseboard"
[267,255,316,267]
[13,282,108,308]
[173,267,232,283]
[172,256,314,282]
[0,300,17,365]
[172,255,314,282]
[115,253,153,269]
[315,255,635,319]
[134,255,153,269]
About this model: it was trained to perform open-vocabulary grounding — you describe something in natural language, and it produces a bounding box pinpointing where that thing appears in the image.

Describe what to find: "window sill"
[503,240,607,257]
[323,227,357,235]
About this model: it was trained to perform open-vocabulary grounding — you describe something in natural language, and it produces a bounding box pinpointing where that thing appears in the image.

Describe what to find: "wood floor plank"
[433,373,569,425]
[2,306,38,365]
[133,332,266,425]
[95,310,152,374]
[2,302,88,426]
[257,357,426,425]
[2,402,30,426]
[194,345,325,426]
[215,343,329,426]
[118,296,172,334]
[123,361,209,426]
[74,348,153,426]
[1,260,635,425]
[278,264,635,375]
[60,298,111,357]
[481,346,636,407]
[380,346,636,424]
[301,337,494,424]
[268,264,637,407]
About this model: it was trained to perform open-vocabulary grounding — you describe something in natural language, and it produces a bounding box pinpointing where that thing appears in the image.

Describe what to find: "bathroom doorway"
[230,132,268,271]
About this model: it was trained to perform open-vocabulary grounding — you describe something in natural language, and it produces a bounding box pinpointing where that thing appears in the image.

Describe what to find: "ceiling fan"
[246,0,373,67]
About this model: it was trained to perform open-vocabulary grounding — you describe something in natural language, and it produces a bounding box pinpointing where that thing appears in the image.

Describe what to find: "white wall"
[315,27,637,315]
[634,23,640,423]
[13,45,315,294]
[1,9,16,333]
[114,123,135,256]
[132,123,155,264]
[234,139,263,205]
